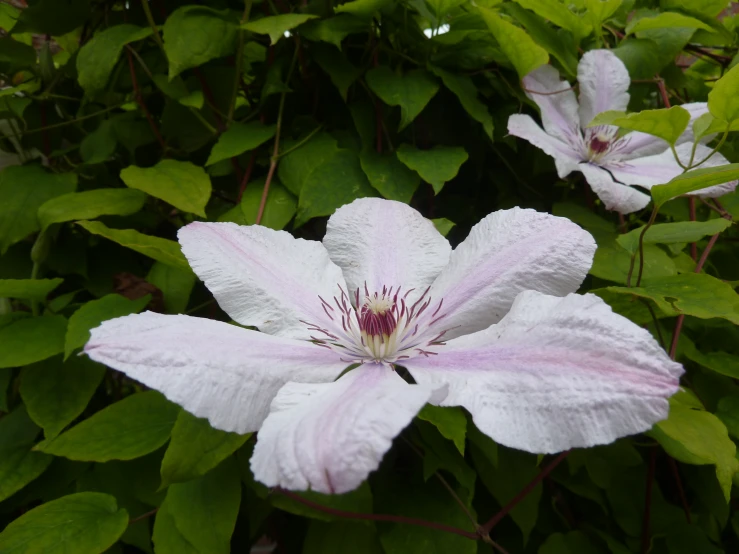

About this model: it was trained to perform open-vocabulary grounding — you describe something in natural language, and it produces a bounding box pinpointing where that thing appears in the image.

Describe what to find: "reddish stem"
[126,49,166,150]
[641,448,656,554]
[689,197,697,261]
[237,151,257,203]
[39,103,51,158]
[667,456,691,524]
[129,507,158,524]
[274,489,480,541]
[481,450,570,533]
[656,77,671,109]
[256,158,276,225]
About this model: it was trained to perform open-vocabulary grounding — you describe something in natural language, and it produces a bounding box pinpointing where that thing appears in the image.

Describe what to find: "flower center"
[589,134,611,155]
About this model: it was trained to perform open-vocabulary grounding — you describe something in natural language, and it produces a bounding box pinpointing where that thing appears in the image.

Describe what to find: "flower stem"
[228,0,253,123]
[140,0,166,57]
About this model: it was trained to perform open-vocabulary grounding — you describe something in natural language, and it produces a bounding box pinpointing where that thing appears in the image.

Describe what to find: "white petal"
[578,49,630,127]
[250,364,431,494]
[178,222,346,339]
[323,198,451,300]
[607,142,738,197]
[428,207,595,339]
[579,162,651,214]
[507,114,582,178]
[522,64,581,143]
[404,291,683,454]
[84,312,348,434]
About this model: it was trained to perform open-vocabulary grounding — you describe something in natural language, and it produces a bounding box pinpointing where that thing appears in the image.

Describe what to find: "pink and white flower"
[508,49,737,214]
[85,198,682,494]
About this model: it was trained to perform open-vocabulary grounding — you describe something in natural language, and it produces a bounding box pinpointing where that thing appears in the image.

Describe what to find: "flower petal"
[428,207,595,339]
[323,198,451,300]
[404,291,682,454]
[522,64,581,143]
[579,162,651,214]
[250,363,431,494]
[507,114,581,178]
[84,312,348,434]
[178,222,346,339]
[607,142,738,197]
[577,50,630,127]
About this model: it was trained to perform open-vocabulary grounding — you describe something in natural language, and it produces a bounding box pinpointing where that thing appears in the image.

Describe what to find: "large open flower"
[508,49,737,214]
[85,198,682,494]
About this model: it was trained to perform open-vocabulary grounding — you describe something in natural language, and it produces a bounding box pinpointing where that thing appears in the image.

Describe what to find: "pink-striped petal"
[250,363,431,494]
[428,207,595,340]
[579,162,651,214]
[578,50,630,127]
[178,222,346,339]
[323,198,451,301]
[522,64,581,144]
[85,312,348,434]
[404,291,682,454]
[507,114,582,178]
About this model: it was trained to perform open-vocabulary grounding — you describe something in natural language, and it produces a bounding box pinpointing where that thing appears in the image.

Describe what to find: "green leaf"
[76,25,152,95]
[79,120,117,164]
[425,0,466,19]
[206,122,276,166]
[335,0,394,18]
[479,7,549,79]
[649,398,739,501]
[0,278,63,301]
[222,178,297,230]
[296,148,377,227]
[708,63,739,124]
[242,14,318,45]
[0,492,128,554]
[608,273,739,324]
[625,12,713,34]
[164,6,239,79]
[36,391,180,462]
[661,0,728,17]
[417,405,467,455]
[0,368,10,411]
[146,262,197,315]
[278,132,341,195]
[396,144,468,194]
[20,356,105,439]
[14,0,90,36]
[539,531,601,554]
[299,15,369,49]
[681,338,739,379]
[163,458,241,554]
[312,43,361,101]
[716,395,739,440]
[0,165,77,254]
[121,160,212,217]
[359,150,420,203]
[512,0,590,39]
[432,218,456,237]
[64,293,150,359]
[429,65,494,138]
[0,315,67,369]
[651,163,739,206]
[415,420,475,495]
[160,411,249,488]
[584,0,623,27]
[77,220,191,271]
[0,407,53,503]
[0,37,37,68]
[304,521,383,554]
[366,67,439,131]
[590,106,691,146]
[616,219,732,254]
[152,497,199,554]
[38,189,147,230]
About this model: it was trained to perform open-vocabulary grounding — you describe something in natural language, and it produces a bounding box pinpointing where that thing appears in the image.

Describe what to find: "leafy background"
[1,0,739,552]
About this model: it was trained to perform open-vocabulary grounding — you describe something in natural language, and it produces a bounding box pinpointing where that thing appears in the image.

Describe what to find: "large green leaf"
[395,144,468,194]
[146,262,197,315]
[76,24,152,95]
[649,397,739,501]
[20,356,105,439]
[160,411,249,487]
[299,15,369,49]
[359,150,420,203]
[37,189,147,230]
[429,65,494,138]
[0,278,62,300]
[278,132,341,195]
[0,165,77,254]
[219,178,297,230]
[335,0,394,18]
[80,119,118,164]
[64,293,151,358]
[680,337,739,379]
[707,63,739,124]
[0,492,128,554]
[0,315,67,369]
[589,106,691,146]
[121,160,212,217]
[35,391,180,462]
[661,0,728,17]
[164,6,239,79]
[366,67,440,130]
[242,14,318,45]
[152,497,199,554]
[512,0,590,39]
[479,7,549,78]
[76,220,191,271]
[608,273,739,324]
[651,163,739,206]
[206,122,276,166]
[417,405,467,455]
[0,37,37,68]
[616,218,732,254]
[312,43,361,101]
[625,12,712,34]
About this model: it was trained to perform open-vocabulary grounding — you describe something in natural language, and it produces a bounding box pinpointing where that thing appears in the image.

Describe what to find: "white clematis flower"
[508,49,737,214]
[85,198,682,494]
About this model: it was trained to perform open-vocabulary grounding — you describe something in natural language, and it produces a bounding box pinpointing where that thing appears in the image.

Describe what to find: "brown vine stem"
[688,197,697,261]
[256,40,299,225]
[237,151,257,203]
[480,450,570,534]
[126,49,166,150]
[129,507,159,525]
[640,447,657,554]
[667,456,692,524]
[274,489,480,540]
[140,0,166,58]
